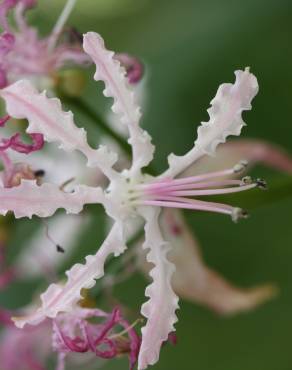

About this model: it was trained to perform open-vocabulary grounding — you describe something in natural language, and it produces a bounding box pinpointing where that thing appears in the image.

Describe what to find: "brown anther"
[256,178,267,190]
[34,169,45,177]
[56,245,65,253]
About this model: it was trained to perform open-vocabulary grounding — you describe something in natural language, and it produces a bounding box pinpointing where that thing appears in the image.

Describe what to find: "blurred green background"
[2,0,292,369]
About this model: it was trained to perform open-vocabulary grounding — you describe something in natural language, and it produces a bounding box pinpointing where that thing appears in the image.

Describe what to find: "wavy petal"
[83,32,154,173]
[158,209,276,315]
[164,68,258,178]
[13,222,126,328]
[138,207,179,370]
[0,80,117,178]
[0,179,103,218]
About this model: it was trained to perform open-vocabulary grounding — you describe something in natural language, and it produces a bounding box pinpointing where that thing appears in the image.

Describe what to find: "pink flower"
[53,307,141,370]
[0,305,141,370]
[137,208,277,316]
[0,0,90,89]
[0,114,44,188]
[0,314,50,370]
[0,0,144,90]
[0,114,44,156]
[0,31,288,369]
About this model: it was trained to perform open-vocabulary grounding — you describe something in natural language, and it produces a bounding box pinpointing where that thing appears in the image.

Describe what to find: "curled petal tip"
[219,283,279,316]
[115,53,144,84]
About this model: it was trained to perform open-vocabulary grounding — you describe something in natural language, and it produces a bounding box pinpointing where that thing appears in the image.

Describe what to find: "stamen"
[133,161,264,222]
[56,245,65,253]
[142,179,244,195]
[231,207,249,223]
[138,160,250,191]
[48,0,78,52]
[59,177,75,191]
[42,220,65,254]
[233,160,248,173]
[255,178,267,190]
[108,318,143,340]
[135,197,234,217]
[34,169,45,177]
[146,182,257,197]
[241,176,253,185]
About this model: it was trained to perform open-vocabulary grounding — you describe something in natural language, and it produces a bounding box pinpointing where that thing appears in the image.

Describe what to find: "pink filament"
[154,183,256,197]
[138,167,237,191]
[0,132,44,154]
[137,197,233,216]
[135,164,258,217]
[144,179,245,195]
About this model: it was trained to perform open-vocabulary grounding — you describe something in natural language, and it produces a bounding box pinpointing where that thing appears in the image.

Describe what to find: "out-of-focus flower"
[0,0,89,90]
[53,306,141,370]
[0,304,141,370]
[0,312,51,370]
[0,236,141,370]
[139,208,276,315]
[0,246,50,370]
[0,0,144,92]
[0,115,44,189]
[0,31,283,369]
[184,139,292,176]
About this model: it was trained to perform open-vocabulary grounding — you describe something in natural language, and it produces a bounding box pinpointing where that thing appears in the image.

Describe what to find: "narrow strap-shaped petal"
[13,222,126,328]
[0,79,118,179]
[163,68,259,178]
[0,179,103,218]
[138,207,179,370]
[83,32,154,174]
